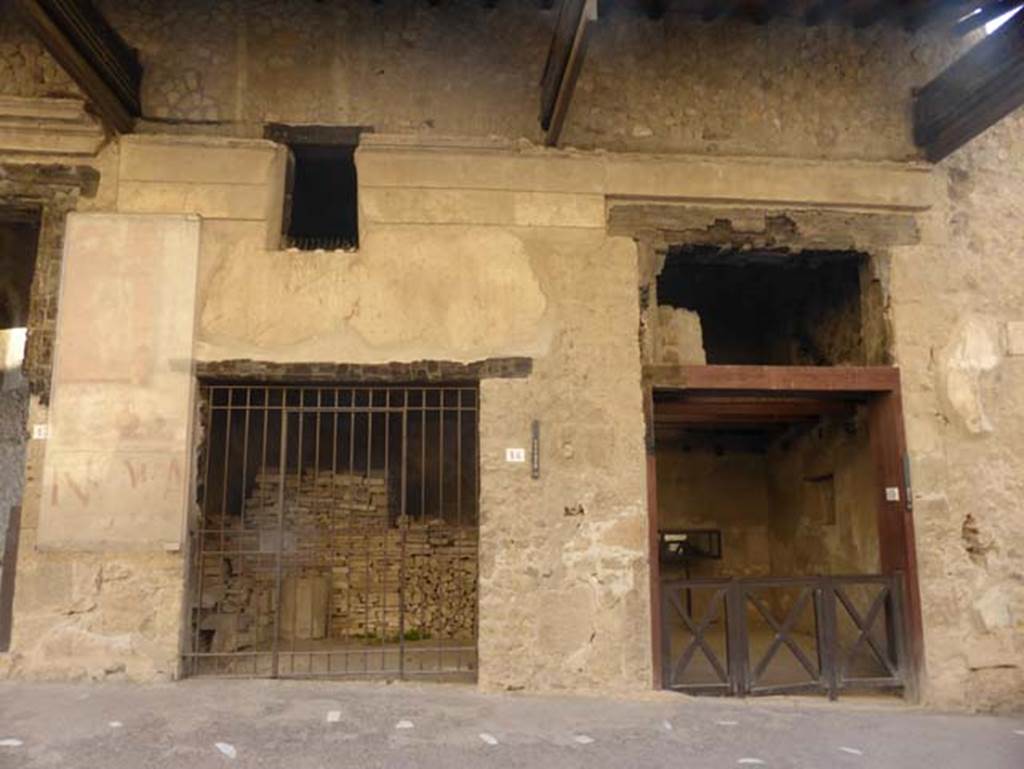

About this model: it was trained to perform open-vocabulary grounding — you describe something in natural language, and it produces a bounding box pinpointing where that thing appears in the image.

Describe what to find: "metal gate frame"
[184,383,480,680]
[660,574,909,699]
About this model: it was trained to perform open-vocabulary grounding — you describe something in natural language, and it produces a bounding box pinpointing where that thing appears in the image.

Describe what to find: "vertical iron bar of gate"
[399,390,408,679]
[437,391,444,674]
[271,404,288,678]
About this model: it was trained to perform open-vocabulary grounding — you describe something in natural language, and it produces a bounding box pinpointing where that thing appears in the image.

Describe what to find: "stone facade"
[0,3,1020,711]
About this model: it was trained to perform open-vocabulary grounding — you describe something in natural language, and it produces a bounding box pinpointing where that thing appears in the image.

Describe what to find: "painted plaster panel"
[37,214,200,550]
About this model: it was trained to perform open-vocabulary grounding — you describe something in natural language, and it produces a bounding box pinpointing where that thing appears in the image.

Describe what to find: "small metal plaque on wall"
[531,420,540,479]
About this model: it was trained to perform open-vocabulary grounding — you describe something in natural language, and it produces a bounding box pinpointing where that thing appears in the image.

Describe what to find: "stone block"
[117,181,277,222]
[119,136,286,186]
[357,140,605,194]
[361,188,604,228]
[605,156,937,211]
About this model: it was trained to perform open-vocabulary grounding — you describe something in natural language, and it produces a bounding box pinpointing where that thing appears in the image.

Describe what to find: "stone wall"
[888,113,1024,712]
[77,0,961,162]
[0,0,80,100]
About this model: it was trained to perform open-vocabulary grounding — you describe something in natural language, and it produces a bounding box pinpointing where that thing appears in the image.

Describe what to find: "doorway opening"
[645,245,919,699]
[0,205,40,652]
[184,383,480,681]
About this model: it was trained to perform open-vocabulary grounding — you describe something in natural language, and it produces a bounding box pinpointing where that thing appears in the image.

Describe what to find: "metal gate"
[661,575,908,699]
[184,384,479,680]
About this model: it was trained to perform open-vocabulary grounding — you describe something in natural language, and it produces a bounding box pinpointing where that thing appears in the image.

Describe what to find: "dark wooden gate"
[661,574,908,699]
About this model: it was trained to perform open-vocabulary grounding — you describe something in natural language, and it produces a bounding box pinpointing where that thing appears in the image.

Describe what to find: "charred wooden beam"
[15,0,141,134]
[644,364,901,393]
[913,10,1024,161]
[539,0,598,146]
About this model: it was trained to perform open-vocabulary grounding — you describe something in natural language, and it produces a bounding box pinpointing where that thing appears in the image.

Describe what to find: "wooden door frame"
[643,364,923,700]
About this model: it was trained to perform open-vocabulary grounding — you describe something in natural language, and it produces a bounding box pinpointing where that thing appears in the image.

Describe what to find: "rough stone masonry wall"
[77,0,962,163]
[889,113,1024,712]
[0,0,80,100]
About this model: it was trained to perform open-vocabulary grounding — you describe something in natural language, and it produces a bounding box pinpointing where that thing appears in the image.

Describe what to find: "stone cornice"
[0,96,107,157]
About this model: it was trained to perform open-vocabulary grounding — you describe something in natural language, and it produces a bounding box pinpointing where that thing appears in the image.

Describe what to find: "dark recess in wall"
[657,246,868,366]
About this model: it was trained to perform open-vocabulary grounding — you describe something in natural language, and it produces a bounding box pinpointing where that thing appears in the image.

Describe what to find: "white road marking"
[479,733,499,746]
[108,721,123,729]
[574,735,595,744]
[395,720,414,730]
[662,720,673,730]
[1014,730,1024,736]
[716,720,739,726]
[737,759,765,766]
[0,739,23,747]
[839,746,863,756]
[215,742,237,759]
[326,711,341,723]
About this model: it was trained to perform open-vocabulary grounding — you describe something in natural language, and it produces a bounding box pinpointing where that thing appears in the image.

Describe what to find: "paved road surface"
[0,680,1021,768]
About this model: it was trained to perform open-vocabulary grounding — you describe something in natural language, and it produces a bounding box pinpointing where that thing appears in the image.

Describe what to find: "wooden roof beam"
[539,0,598,146]
[14,0,141,134]
[913,9,1024,162]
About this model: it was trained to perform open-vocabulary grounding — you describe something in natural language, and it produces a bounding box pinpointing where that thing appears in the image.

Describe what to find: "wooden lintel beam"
[539,0,597,147]
[644,364,901,394]
[15,0,141,134]
[913,10,1024,162]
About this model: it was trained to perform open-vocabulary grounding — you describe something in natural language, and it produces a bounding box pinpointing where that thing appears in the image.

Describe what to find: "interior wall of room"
[656,445,771,581]
[656,410,879,586]
[766,409,880,577]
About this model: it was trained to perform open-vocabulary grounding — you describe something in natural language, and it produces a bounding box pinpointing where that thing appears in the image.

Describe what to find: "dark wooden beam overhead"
[540,0,598,146]
[645,364,901,394]
[15,0,141,134]
[914,9,1024,162]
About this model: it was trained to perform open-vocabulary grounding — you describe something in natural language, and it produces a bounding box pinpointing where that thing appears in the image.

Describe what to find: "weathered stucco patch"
[198,227,551,363]
[937,317,1001,434]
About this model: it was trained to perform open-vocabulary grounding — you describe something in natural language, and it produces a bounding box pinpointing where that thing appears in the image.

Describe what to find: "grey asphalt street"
[0,679,1021,769]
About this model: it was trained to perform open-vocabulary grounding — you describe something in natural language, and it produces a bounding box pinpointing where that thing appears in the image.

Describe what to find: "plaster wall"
[887,113,1024,711]
[656,447,772,581]
[765,412,880,577]
[655,412,878,585]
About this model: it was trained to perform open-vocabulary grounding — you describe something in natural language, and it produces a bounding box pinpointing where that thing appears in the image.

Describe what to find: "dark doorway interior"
[656,246,886,366]
[0,206,40,652]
